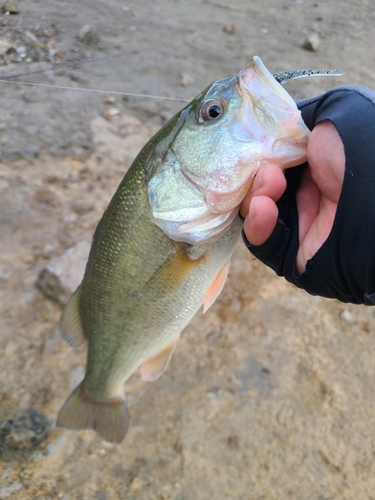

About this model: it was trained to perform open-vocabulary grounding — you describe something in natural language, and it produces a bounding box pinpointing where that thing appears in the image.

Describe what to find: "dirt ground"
[1,0,375,499]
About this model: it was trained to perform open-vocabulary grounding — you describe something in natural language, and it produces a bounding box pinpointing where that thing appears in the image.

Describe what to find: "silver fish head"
[148,56,310,245]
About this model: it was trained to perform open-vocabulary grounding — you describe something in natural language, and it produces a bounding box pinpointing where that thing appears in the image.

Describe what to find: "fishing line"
[0,50,191,102]
[0,79,191,102]
[0,53,128,80]
[0,57,343,102]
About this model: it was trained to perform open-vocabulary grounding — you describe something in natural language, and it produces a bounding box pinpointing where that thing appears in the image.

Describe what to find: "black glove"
[242,86,375,305]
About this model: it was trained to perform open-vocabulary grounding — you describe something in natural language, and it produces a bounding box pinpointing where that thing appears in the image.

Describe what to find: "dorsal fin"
[59,285,86,347]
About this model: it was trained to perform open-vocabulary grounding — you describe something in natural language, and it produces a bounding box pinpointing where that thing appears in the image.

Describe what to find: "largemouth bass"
[57,56,316,443]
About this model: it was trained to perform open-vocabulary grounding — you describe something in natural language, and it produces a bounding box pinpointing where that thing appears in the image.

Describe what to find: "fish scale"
[57,56,342,443]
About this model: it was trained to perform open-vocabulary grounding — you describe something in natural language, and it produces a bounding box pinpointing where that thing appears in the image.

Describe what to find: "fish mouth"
[239,55,297,110]
[238,56,309,142]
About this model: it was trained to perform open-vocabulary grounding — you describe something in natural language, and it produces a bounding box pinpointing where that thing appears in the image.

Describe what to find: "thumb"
[242,196,279,246]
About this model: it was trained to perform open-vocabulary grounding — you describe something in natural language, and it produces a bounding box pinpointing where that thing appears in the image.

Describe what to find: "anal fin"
[141,338,179,382]
[203,260,230,313]
[59,285,86,347]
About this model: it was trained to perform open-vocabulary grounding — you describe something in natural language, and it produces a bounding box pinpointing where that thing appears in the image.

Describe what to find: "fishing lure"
[274,67,343,85]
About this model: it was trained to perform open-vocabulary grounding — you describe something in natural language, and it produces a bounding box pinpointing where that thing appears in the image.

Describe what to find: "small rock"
[52,49,64,60]
[180,72,194,87]
[45,435,68,459]
[0,410,49,461]
[79,24,99,45]
[24,31,40,47]
[105,107,120,118]
[105,96,116,105]
[100,440,115,450]
[159,483,173,499]
[69,72,88,84]
[36,240,91,306]
[303,33,320,51]
[0,36,13,55]
[129,476,144,492]
[1,0,18,14]
[70,200,95,215]
[15,45,26,56]
[339,309,355,325]
[223,23,235,35]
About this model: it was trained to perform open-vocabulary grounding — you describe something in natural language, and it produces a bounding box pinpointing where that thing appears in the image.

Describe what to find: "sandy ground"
[1,0,375,499]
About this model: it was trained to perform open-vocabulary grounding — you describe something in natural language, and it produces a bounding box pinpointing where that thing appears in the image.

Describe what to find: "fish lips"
[239,55,310,144]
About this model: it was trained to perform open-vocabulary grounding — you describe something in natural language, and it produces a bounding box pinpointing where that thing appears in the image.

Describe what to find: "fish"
[56,56,315,443]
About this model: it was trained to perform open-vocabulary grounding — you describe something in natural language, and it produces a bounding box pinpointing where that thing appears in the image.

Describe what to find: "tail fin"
[57,383,129,443]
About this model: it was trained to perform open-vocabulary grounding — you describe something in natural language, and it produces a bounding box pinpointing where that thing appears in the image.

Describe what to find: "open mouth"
[239,56,297,109]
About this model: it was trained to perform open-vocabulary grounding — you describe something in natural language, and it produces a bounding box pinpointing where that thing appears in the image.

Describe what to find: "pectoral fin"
[203,260,230,313]
[147,244,204,294]
[141,338,179,382]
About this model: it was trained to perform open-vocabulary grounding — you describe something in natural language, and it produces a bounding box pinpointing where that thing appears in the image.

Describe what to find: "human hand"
[240,86,375,304]
[240,121,345,274]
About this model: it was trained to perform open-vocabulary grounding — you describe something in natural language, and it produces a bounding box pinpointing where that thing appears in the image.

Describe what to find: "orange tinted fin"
[59,285,86,347]
[203,260,230,313]
[147,244,204,294]
[57,383,129,444]
[141,338,179,382]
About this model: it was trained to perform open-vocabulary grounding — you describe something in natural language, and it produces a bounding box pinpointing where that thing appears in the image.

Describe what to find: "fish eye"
[199,100,224,123]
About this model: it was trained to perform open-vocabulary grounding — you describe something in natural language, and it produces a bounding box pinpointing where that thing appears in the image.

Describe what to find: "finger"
[307,121,345,202]
[295,121,345,274]
[296,167,320,244]
[243,195,279,246]
[240,164,286,218]
[296,197,337,274]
